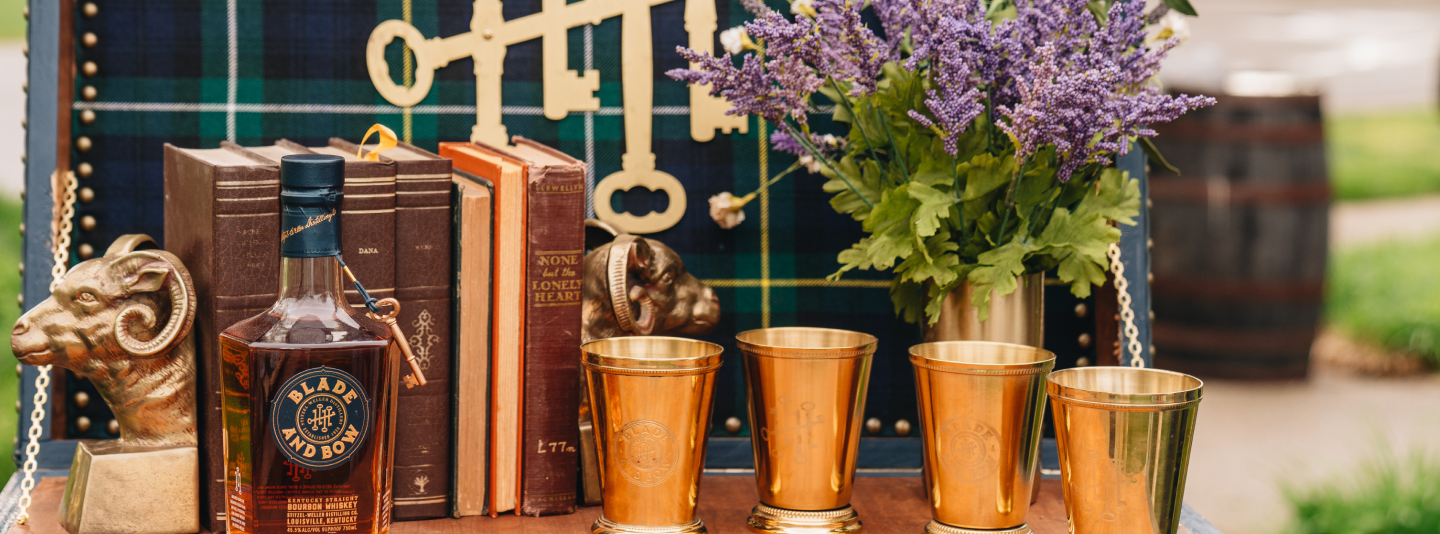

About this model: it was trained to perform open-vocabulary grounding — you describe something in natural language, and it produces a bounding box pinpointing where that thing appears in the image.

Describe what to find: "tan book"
[439,142,525,516]
[450,170,494,517]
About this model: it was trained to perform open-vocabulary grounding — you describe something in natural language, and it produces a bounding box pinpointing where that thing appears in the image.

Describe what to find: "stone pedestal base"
[59,441,198,534]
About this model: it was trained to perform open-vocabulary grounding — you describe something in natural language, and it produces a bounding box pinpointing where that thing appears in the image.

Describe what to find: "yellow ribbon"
[356,123,399,161]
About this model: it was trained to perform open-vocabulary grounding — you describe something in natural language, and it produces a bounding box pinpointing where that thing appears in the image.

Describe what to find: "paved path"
[1330,194,1440,249]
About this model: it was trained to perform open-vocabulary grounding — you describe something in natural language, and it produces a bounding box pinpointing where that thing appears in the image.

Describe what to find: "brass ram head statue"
[11,234,196,447]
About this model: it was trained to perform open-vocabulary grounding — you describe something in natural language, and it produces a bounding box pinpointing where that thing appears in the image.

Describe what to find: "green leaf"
[1072,169,1141,226]
[889,279,926,325]
[912,155,953,188]
[1056,249,1106,299]
[1164,0,1197,16]
[828,238,876,280]
[1139,137,1180,175]
[862,185,919,269]
[961,153,1015,201]
[908,182,954,238]
[966,241,1032,321]
[1036,208,1116,268]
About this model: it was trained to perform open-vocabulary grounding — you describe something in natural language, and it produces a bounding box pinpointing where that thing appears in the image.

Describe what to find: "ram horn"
[111,251,196,358]
[628,285,656,335]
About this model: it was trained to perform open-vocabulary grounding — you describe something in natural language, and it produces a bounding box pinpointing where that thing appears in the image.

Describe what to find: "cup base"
[592,515,708,534]
[923,520,1032,534]
[746,503,862,534]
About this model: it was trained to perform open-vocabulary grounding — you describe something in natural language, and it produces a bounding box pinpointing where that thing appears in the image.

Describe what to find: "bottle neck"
[277,256,349,309]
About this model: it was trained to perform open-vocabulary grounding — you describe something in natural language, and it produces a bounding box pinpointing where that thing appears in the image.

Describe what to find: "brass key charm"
[368,298,428,389]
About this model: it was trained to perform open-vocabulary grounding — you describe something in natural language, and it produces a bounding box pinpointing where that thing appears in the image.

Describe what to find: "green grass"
[0,199,20,482]
[1328,108,1440,200]
[0,0,24,41]
[1325,235,1440,366]
[1284,449,1440,534]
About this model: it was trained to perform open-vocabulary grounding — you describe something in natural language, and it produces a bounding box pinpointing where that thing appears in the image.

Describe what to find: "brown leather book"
[244,141,398,310]
[509,136,584,516]
[163,144,281,533]
[329,139,456,520]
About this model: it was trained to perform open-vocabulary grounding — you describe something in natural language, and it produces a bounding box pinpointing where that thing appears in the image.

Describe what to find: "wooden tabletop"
[9,475,1212,533]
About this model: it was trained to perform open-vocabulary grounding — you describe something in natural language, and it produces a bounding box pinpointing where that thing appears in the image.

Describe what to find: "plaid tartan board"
[30,0,1143,465]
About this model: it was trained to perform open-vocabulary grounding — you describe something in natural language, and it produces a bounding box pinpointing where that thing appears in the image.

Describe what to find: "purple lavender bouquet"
[671,0,1213,324]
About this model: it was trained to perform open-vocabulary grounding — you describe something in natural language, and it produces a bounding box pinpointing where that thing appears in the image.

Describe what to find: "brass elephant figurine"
[11,234,196,447]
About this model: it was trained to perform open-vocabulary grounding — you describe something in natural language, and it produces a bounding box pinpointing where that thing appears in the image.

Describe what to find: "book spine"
[341,167,396,309]
[393,164,455,520]
[518,167,584,516]
[164,150,280,532]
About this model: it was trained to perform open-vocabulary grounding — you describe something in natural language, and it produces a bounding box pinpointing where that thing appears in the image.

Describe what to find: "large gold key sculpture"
[366,0,747,234]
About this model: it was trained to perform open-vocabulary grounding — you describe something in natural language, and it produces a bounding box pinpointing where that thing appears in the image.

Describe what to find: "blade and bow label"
[270,367,371,470]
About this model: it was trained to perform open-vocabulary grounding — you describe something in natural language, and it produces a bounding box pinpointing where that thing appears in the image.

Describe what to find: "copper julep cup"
[582,337,725,534]
[1047,368,1203,534]
[910,342,1055,534]
[737,327,878,534]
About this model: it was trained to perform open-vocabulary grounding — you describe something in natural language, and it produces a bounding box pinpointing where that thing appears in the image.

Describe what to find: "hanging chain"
[1107,242,1145,368]
[16,171,78,525]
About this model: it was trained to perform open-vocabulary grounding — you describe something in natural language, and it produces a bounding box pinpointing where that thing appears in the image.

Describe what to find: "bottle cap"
[280,154,345,189]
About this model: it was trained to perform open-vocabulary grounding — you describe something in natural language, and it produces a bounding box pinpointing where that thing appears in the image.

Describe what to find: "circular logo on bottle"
[614,420,676,487]
[270,367,370,470]
[938,418,1000,481]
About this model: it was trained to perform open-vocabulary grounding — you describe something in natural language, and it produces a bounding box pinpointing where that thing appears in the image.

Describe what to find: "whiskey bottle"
[221,154,399,534]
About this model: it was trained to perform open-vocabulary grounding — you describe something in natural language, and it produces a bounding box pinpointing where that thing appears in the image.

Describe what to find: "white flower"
[798,154,822,174]
[720,26,749,55]
[708,192,748,229]
[790,0,816,18]
[1149,11,1190,45]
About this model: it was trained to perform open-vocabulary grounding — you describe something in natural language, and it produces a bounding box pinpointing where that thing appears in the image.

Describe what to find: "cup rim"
[908,340,1056,372]
[735,327,878,359]
[581,336,724,374]
[1046,367,1203,407]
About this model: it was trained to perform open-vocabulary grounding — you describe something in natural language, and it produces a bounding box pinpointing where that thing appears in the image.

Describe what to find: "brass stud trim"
[81,85,97,101]
[894,419,912,437]
[17,222,23,236]
[23,6,28,19]
[1073,303,1088,319]
[1077,332,1092,349]
[77,243,94,259]
[16,262,22,275]
[80,215,96,231]
[106,419,119,436]
[76,136,93,152]
[724,417,742,434]
[79,109,96,125]
[15,293,22,308]
[82,3,98,18]
[74,391,90,408]
[77,162,93,178]
[13,364,21,378]
[76,416,92,433]
[78,187,95,204]
[81,32,98,48]
[81,61,97,77]
[1076,357,1092,367]
[864,417,882,435]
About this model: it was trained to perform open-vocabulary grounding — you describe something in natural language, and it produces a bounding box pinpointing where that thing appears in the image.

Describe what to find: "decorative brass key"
[338,257,428,389]
[368,298,428,389]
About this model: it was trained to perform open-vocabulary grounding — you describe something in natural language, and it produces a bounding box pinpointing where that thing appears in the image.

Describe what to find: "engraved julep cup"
[737,327,878,534]
[910,342,1055,534]
[582,337,725,534]
[1047,368,1203,534]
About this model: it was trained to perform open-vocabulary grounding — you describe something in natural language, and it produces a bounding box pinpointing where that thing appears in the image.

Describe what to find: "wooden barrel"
[1148,95,1329,380]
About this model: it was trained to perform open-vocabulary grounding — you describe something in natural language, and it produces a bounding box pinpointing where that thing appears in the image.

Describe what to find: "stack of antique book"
[163,137,587,528]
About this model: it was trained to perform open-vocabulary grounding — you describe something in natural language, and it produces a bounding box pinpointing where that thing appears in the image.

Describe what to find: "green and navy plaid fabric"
[72,0,929,439]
